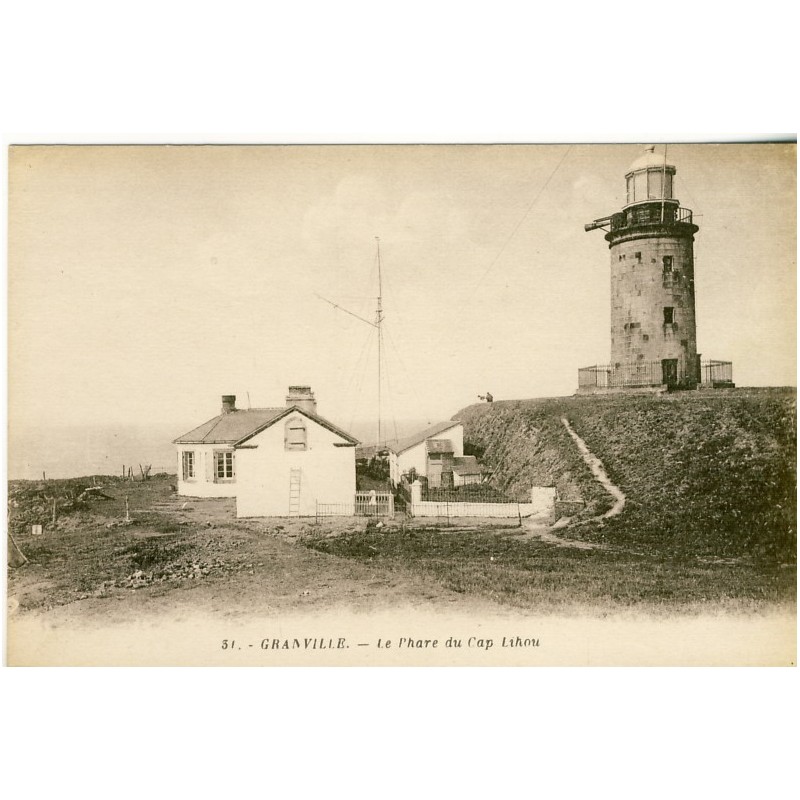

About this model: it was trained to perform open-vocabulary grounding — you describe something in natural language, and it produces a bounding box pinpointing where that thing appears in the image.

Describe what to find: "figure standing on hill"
[478,392,494,403]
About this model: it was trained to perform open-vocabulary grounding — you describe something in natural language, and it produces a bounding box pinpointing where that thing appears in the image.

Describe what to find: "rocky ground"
[7,475,508,627]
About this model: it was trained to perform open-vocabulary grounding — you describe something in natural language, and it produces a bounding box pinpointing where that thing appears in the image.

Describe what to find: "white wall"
[409,482,555,521]
[176,445,238,498]
[235,414,356,517]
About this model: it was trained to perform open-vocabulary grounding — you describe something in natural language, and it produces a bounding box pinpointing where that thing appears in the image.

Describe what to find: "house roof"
[173,408,285,444]
[174,407,359,447]
[233,407,360,448]
[426,438,454,454]
[452,455,481,476]
[392,420,462,455]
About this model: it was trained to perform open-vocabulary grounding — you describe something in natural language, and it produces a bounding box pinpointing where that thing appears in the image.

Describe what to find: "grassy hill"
[456,388,796,562]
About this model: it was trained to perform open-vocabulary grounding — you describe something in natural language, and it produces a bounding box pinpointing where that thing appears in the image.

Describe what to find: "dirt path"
[561,417,626,518]
[514,518,607,549]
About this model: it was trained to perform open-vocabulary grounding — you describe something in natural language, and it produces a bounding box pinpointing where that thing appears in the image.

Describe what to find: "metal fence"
[579,359,732,390]
[578,361,665,389]
[700,360,733,385]
[610,205,694,230]
[421,483,515,504]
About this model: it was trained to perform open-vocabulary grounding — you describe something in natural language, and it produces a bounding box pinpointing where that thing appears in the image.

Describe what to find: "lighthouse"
[580,146,732,392]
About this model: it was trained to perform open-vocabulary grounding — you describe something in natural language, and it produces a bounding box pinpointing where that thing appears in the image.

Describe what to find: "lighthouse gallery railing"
[610,205,694,230]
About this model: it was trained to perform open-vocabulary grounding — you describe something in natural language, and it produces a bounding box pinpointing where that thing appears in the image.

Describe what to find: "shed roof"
[452,455,481,476]
[392,420,462,455]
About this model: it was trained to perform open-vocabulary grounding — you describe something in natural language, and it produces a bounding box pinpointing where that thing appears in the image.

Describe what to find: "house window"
[663,307,675,324]
[285,417,307,451]
[214,451,235,481]
[182,451,195,481]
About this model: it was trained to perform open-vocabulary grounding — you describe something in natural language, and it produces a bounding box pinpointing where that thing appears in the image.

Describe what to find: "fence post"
[410,481,422,518]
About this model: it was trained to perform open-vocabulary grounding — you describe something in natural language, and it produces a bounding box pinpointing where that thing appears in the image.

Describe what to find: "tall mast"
[375,236,383,448]
[316,239,388,450]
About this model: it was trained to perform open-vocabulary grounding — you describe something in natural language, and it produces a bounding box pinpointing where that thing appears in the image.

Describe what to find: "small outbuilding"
[452,455,483,486]
[386,420,465,487]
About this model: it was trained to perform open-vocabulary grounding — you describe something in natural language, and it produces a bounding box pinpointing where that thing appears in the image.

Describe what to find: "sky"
[8,143,796,440]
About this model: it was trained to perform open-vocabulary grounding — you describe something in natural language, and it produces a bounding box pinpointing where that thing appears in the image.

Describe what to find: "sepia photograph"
[6,142,796,666]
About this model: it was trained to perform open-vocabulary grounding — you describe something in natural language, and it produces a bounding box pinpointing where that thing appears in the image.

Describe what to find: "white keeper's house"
[173,387,359,517]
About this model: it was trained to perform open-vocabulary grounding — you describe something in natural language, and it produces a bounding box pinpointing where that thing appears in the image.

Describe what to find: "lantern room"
[624,145,676,207]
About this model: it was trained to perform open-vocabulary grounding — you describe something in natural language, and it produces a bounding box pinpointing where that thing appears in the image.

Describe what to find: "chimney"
[286,385,317,414]
[221,395,236,414]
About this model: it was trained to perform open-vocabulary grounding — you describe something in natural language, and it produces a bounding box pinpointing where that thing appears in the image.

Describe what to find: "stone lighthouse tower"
[582,145,705,390]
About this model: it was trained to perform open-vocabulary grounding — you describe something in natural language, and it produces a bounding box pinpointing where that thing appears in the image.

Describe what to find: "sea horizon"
[6,418,438,481]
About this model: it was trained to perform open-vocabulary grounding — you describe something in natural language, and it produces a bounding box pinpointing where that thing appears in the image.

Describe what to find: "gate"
[315,492,395,520]
[354,491,394,517]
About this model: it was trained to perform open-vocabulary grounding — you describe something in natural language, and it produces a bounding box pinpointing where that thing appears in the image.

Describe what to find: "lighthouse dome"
[627,144,674,174]
[624,145,677,206]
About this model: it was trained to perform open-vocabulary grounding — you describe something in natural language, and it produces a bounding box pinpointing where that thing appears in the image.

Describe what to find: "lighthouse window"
[634,252,642,263]
[663,255,674,273]
[663,307,675,324]
[634,172,647,201]
[648,170,664,199]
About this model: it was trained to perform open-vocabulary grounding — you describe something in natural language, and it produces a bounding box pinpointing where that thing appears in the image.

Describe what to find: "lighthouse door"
[661,359,678,388]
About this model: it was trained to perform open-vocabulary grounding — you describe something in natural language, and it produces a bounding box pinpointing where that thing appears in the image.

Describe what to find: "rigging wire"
[380,255,428,416]
[349,325,377,434]
[671,149,704,270]
[383,321,428,422]
[342,311,377,401]
[471,144,572,294]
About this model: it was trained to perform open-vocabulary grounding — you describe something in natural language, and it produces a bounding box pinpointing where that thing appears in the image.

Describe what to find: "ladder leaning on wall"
[288,468,301,517]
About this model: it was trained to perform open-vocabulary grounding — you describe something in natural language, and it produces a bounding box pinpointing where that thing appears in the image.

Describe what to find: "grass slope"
[456,388,796,561]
